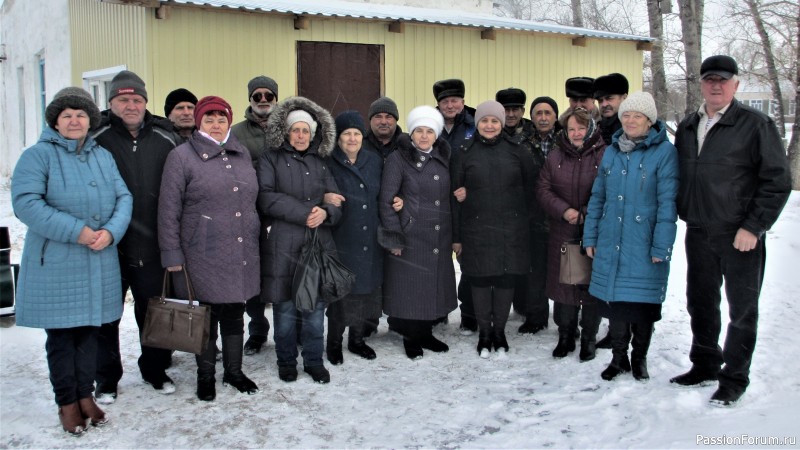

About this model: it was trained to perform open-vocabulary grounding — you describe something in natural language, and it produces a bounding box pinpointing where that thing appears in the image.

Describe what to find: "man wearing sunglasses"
[231,75,279,356]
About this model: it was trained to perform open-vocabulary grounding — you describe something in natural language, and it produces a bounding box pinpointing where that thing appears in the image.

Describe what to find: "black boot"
[477,328,492,357]
[579,305,601,362]
[221,334,258,395]
[553,304,577,358]
[347,327,377,360]
[601,320,632,381]
[596,323,612,349]
[630,322,654,381]
[195,337,217,401]
[399,319,423,359]
[419,322,449,353]
[492,327,510,353]
[490,287,513,354]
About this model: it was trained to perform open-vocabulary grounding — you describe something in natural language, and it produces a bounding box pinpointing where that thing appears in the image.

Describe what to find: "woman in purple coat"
[158,96,260,401]
[536,107,606,362]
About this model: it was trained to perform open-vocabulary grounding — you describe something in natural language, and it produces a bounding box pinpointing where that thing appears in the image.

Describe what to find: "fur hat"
[593,73,629,99]
[495,88,526,108]
[407,105,444,139]
[335,110,366,138]
[433,79,465,102]
[618,91,657,123]
[565,77,594,99]
[368,97,399,120]
[531,96,559,119]
[474,100,506,128]
[108,70,147,102]
[247,75,279,99]
[286,109,318,140]
[45,87,101,130]
[164,88,198,116]
[194,96,233,128]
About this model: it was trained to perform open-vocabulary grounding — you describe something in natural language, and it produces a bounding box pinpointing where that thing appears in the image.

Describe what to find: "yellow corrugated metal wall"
[69,1,643,127]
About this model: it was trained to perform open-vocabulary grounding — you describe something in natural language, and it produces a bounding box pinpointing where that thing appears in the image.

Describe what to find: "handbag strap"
[161,267,199,308]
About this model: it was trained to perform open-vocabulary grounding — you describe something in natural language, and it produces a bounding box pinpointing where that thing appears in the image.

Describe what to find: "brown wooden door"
[297,41,383,121]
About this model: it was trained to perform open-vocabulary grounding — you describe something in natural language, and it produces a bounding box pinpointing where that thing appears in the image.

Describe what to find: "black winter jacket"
[675,99,791,236]
[92,110,179,265]
[439,107,476,154]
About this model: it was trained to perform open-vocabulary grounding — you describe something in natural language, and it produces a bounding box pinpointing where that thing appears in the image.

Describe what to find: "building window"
[82,65,126,107]
[750,99,763,112]
[17,66,25,144]
[38,54,46,130]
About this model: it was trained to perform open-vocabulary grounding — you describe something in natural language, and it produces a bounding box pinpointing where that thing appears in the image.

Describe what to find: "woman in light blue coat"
[11,87,132,435]
[583,91,678,382]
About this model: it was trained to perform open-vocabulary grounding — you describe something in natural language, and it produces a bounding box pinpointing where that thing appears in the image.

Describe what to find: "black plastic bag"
[292,228,355,312]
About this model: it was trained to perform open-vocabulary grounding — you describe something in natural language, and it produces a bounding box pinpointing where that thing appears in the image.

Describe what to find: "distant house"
[737,72,796,125]
[0,0,652,175]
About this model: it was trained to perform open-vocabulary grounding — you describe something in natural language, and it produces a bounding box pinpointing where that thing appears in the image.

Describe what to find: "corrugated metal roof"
[167,0,654,42]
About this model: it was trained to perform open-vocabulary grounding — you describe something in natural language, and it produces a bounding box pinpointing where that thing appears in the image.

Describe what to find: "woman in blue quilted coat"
[583,91,679,382]
[11,87,132,435]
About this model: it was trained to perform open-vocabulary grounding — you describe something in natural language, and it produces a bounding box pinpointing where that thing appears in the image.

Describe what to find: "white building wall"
[0,0,71,178]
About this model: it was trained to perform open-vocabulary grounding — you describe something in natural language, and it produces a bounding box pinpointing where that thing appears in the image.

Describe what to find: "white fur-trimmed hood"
[265,96,336,157]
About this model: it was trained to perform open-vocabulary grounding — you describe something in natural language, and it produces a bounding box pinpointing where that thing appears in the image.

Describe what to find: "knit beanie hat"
[593,73,629,99]
[432,79,465,102]
[335,110,366,138]
[565,76,594,98]
[286,109,318,139]
[164,88,198,116]
[406,105,444,139]
[618,91,657,123]
[194,96,233,128]
[108,70,148,101]
[368,97,399,120]
[247,76,279,99]
[474,100,506,128]
[531,96,559,119]
[495,88,526,108]
[45,87,102,130]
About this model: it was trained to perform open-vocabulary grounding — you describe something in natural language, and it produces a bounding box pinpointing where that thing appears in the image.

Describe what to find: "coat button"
[665,255,671,261]
[362,204,368,209]
[433,248,439,254]
[420,156,426,161]
[363,246,368,251]
[237,237,243,242]
[433,175,440,180]
[434,200,440,206]
[221,151,226,155]
[89,181,97,187]
[202,154,209,159]
[435,225,440,231]
[305,172,310,175]
[618,217,622,222]
[635,215,641,222]
[416,162,422,167]
[233,186,239,192]
[360,183,364,188]
[617,195,623,200]
[243,261,247,266]
[226,165,232,169]
[615,245,620,251]
[362,226,368,231]
[621,169,627,175]
[223,157,228,161]
[93,215,100,221]
[235,212,242,217]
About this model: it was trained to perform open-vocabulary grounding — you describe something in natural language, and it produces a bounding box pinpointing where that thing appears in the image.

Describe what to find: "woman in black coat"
[257,97,341,384]
[324,111,385,365]
[451,101,536,357]
[379,105,457,359]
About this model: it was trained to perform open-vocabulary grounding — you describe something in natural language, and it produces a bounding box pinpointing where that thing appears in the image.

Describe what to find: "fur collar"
[265,96,336,157]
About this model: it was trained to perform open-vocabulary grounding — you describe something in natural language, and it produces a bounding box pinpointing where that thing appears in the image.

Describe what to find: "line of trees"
[494,0,799,189]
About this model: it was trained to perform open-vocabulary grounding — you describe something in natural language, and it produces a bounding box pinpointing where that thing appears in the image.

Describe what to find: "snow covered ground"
[1,178,798,449]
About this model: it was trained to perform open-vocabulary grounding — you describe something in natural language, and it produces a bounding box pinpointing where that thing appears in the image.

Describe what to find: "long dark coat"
[328,145,384,295]
[536,128,606,306]
[379,134,457,320]
[451,135,536,277]
[257,97,341,303]
[158,131,260,304]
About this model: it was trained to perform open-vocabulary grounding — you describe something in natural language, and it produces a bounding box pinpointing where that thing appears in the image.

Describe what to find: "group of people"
[10,53,791,436]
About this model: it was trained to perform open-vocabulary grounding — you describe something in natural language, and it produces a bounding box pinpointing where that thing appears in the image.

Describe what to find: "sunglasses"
[251,92,276,102]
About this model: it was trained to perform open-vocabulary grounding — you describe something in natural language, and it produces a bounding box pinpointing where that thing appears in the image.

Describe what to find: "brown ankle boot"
[78,396,108,426]
[58,402,87,436]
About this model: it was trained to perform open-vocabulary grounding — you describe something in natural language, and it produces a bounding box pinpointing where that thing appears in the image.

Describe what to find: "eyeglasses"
[251,92,276,102]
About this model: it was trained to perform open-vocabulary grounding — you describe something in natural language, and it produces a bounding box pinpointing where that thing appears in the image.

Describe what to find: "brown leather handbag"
[141,269,211,355]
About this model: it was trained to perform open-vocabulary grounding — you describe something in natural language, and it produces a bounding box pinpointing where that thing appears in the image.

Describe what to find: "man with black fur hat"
[593,73,629,145]
[565,77,598,116]
[92,70,180,402]
[164,88,198,140]
[496,87,534,140]
[433,78,476,153]
[231,75,280,356]
[365,96,403,159]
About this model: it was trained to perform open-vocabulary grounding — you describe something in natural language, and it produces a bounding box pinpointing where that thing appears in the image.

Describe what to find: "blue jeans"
[273,300,325,368]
